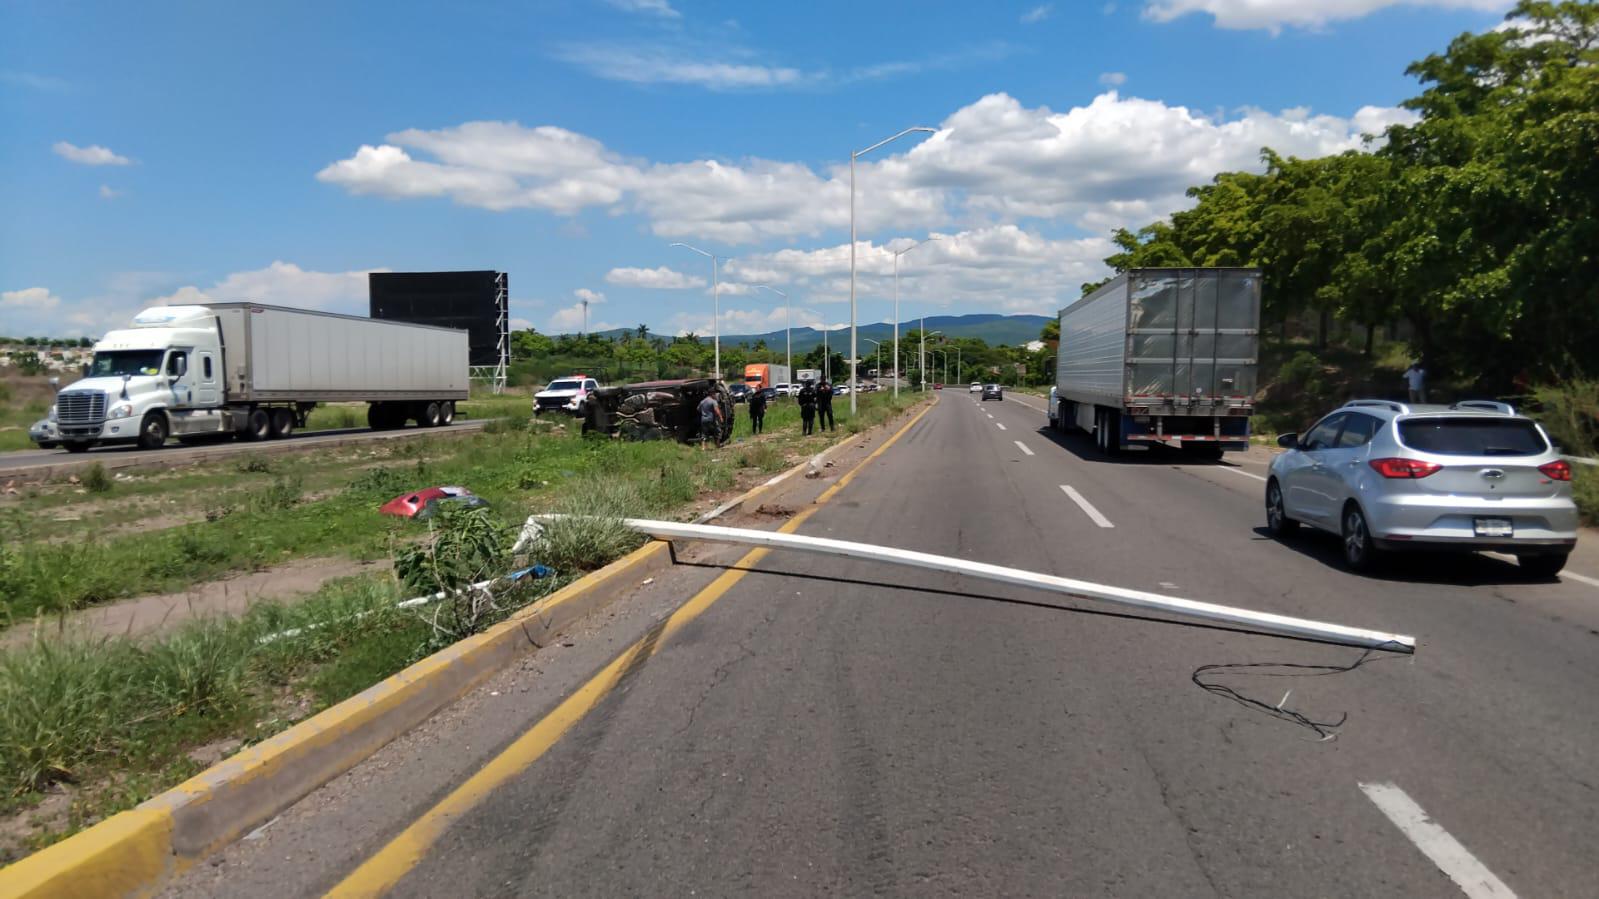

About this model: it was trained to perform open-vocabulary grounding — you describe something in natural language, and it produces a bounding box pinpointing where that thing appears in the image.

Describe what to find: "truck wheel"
[64,442,92,454]
[439,401,456,425]
[420,401,443,428]
[244,408,272,441]
[367,403,393,431]
[137,412,169,450]
[269,408,295,439]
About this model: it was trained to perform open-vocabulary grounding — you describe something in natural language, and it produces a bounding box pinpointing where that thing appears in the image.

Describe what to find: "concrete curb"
[0,398,930,899]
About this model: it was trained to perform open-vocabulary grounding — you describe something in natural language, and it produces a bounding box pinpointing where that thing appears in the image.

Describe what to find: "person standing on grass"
[1405,361,1427,404]
[697,391,723,451]
[798,380,817,436]
[748,387,767,435]
[816,378,836,432]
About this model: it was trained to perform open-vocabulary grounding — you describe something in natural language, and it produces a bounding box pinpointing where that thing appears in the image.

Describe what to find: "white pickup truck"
[533,375,600,416]
[43,303,468,452]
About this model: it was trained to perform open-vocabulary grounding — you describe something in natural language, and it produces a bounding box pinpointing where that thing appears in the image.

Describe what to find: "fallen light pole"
[523,516,1416,653]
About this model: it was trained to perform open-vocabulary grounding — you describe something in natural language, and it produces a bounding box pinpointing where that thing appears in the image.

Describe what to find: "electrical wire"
[1191,641,1408,741]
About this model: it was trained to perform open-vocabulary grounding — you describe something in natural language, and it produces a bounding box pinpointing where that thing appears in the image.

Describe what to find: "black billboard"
[369,271,506,367]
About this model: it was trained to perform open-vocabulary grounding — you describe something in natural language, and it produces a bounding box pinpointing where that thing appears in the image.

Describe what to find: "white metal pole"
[893,253,900,398]
[849,153,857,414]
[527,517,1417,653]
[823,327,829,382]
[920,315,925,393]
[712,256,720,381]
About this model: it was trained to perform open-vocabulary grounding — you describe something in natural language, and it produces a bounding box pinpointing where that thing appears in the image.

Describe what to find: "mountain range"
[575,313,1052,353]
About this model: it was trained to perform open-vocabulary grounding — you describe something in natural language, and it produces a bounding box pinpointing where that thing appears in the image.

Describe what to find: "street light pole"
[754,284,790,381]
[864,338,882,383]
[891,236,939,399]
[921,326,941,393]
[670,242,720,379]
[851,126,935,416]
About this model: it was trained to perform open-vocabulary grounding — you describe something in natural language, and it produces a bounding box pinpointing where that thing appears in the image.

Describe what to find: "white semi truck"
[44,303,469,452]
[1048,268,1260,458]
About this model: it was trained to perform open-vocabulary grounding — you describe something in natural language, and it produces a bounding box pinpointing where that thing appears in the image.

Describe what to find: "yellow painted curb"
[0,808,173,899]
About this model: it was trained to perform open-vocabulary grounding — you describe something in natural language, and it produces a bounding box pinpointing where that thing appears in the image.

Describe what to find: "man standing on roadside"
[797,380,817,436]
[816,378,836,432]
[748,387,767,435]
[1404,361,1427,404]
[697,391,723,451]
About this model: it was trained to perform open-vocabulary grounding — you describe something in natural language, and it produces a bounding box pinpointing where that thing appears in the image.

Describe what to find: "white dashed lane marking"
[1060,485,1114,528]
[1359,782,1517,899]
[1014,441,1034,456]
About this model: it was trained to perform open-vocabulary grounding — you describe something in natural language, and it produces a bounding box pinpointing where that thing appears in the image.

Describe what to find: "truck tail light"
[1538,460,1572,481]
[1369,458,1442,479]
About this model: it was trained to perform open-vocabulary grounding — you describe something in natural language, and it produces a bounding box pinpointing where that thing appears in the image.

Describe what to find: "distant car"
[755,387,778,403]
[832,385,850,396]
[933,383,943,390]
[1266,399,1578,575]
[728,383,750,403]
[772,382,792,398]
[534,376,599,416]
[29,418,60,449]
[380,486,486,519]
[982,384,1004,401]
[969,382,982,393]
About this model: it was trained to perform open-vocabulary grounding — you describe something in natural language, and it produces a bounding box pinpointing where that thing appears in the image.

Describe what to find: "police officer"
[797,380,817,436]
[749,386,768,435]
[816,378,836,431]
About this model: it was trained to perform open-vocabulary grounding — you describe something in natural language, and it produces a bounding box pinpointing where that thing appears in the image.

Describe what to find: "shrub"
[81,463,111,494]
[235,455,273,474]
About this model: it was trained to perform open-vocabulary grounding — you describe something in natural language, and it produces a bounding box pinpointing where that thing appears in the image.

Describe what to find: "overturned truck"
[583,379,735,444]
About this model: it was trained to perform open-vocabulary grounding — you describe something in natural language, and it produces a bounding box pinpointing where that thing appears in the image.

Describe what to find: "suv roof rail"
[1344,399,1409,413]
[1450,400,1517,415]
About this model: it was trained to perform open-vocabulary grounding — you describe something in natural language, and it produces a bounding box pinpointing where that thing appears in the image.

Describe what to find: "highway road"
[168,394,1599,897]
[0,420,486,477]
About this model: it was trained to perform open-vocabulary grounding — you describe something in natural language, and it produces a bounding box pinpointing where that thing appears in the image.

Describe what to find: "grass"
[0,389,927,856]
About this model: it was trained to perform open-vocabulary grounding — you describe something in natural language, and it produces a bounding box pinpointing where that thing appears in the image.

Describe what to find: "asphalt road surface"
[0,420,485,474]
[169,395,1599,897]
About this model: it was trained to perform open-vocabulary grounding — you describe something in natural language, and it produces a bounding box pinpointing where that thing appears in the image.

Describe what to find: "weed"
[235,455,273,474]
[736,442,786,472]
[81,463,111,494]
[347,466,408,497]
[528,479,647,573]
[250,475,303,512]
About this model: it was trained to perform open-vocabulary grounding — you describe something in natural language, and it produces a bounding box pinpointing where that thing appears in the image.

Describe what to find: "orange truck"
[742,363,790,391]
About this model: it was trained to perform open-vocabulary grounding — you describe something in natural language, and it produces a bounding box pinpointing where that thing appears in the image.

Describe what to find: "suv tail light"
[1538,460,1573,482]
[1369,458,1442,479]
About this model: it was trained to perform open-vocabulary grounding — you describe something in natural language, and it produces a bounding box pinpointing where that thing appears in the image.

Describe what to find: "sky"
[0,0,1514,340]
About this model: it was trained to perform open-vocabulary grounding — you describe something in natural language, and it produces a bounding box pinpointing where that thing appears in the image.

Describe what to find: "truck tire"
[244,408,272,441]
[367,403,394,431]
[137,412,169,450]
[439,401,456,425]
[420,401,443,428]
[269,408,295,439]
[64,442,92,454]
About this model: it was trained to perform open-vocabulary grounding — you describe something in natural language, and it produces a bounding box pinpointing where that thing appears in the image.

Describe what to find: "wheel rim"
[1344,509,1367,562]
[1267,485,1283,529]
[145,419,162,440]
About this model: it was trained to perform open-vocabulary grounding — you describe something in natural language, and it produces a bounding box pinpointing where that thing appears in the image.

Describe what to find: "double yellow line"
[328,397,937,896]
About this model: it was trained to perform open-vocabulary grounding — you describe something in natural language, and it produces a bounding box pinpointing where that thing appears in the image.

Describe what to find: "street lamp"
[851,126,936,415]
[891,236,939,398]
[863,338,882,384]
[921,328,942,392]
[670,242,720,380]
[754,284,791,381]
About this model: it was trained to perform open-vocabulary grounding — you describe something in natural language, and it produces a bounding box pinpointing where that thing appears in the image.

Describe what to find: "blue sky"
[1,0,1511,339]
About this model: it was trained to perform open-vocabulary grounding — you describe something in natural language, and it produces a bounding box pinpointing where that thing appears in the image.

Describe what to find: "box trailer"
[44,303,468,451]
[742,363,790,392]
[1048,268,1259,457]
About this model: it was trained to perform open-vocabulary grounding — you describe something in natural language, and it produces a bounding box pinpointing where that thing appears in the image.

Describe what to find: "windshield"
[1398,417,1548,456]
[88,350,164,378]
[545,380,581,391]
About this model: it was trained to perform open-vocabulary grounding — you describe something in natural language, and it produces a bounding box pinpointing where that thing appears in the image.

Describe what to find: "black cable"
[1191,641,1409,741]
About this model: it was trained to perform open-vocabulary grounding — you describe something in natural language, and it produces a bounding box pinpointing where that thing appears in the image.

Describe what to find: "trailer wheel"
[269,408,295,439]
[137,412,169,450]
[439,401,456,425]
[64,442,92,454]
[420,401,443,428]
[244,408,272,441]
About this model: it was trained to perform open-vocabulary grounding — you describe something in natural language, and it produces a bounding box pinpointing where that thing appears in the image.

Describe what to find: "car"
[832,385,851,396]
[755,387,778,403]
[1265,399,1578,575]
[933,383,943,390]
[969,382,982,393]
[772,382,792,398]
[982,384,1004,401]
[379,486,487,519]
[534,376,599,416]
[728,383,750,403]
[29,418,60,449]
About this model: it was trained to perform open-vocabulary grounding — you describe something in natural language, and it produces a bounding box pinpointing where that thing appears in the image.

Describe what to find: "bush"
[1530,380,1598,457]
[235,456,273,474]
[527,478,646,573]
[81,463,111,494]
[250,475,303,512]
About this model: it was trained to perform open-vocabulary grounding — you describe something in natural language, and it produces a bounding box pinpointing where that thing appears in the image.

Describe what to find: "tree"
[510,328,554,361]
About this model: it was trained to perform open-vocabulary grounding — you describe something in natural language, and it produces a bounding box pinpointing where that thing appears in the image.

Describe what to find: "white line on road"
[1359,782,1516,899]
[1060,485,1114,528]
[1482,552,1599,590]
[1215,465,1268,482]
[1014,441,1034,456]
[985,413,994,419]
[995,422,1007,431]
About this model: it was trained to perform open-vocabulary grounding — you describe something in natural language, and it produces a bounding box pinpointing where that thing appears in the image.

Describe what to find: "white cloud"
[605,266,707,289]
[1099,71,1127,86]
[2,287,62,311]
[604,0,679,17]
[321,91,1409,243]
[574,288,605,304]
[2,71,69,91]
[53,141,132,166]
[1142,0,1506,33]
[555,44,806,89]
[98,184,123,200]
[549,289,614,333]
[1021,4,1054,24]
[149,261,385,314]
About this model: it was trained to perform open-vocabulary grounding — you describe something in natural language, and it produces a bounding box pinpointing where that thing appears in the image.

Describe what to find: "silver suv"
[1265,400,1578,575]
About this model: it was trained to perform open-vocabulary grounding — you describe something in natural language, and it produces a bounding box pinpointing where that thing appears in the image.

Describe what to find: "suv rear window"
[1398,418,1548,456]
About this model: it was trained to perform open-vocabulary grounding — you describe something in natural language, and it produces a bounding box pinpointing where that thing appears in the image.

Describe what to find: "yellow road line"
[326,397,936,897]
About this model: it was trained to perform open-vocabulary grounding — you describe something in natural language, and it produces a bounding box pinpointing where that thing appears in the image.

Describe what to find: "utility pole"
[891,236,939,398]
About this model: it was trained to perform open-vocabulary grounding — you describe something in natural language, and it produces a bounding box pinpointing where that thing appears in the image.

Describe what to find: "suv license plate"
[1474,517,1513,538]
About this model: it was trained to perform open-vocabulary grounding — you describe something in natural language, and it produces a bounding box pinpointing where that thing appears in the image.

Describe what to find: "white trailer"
[45,303,468,451]
[1049,268,1259,457]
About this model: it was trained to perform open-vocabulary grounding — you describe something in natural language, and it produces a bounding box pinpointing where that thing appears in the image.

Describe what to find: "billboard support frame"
[467,272,509,394]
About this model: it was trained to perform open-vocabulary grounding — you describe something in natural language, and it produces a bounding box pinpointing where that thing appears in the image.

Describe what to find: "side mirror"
[48,376,60,393]
[1277,433,1299,449]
